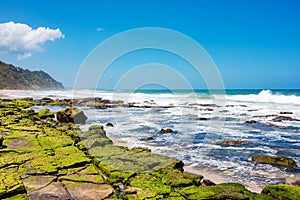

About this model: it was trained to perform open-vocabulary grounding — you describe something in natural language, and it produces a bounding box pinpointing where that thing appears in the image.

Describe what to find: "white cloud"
[0,21,64,60]
[96,27,104,32]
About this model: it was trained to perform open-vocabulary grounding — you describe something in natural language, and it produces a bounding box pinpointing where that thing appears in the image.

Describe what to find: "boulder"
[252,155,298,170]
[57,107,87,124]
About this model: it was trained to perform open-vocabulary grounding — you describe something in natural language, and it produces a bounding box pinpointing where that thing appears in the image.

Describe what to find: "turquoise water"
[106,89,300,96]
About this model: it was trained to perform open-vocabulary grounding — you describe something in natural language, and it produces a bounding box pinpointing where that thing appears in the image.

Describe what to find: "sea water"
[2,89,300,191]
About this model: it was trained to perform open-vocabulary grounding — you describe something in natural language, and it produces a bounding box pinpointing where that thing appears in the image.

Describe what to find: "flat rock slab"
[63,181,113,200]
[28,182,70,200]
[22,175,56,191]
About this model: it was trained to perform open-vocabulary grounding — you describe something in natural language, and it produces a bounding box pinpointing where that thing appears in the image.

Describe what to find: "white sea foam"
[225,90,300,105]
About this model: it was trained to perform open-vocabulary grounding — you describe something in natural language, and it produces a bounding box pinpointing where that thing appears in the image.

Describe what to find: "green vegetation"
[0,61,64,90]
[262,184,300,200]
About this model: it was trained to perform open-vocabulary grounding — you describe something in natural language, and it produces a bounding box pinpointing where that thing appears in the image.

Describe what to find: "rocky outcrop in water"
[252,155,298,170]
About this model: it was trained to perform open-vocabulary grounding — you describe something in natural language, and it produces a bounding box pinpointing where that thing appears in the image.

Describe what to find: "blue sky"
[0,0,299,89]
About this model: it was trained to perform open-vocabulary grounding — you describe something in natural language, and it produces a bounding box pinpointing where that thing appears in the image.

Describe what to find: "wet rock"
[40,97,54,103]
[217,139,245,146]
[57,107,87,124]
[106,122,114,127]
[252,155,298,170]
[201,179,216,186]
[272,116,300,122]
[262,184,300,200]
[189,117,209,121]
[147,136,154,140]
[245,120,257,124]
[253,114,278,118]
[160,128,174,133]
[38,108,55,119]
[280,111,293,114]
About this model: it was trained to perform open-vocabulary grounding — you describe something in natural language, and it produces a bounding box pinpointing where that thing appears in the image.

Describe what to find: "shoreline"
[108,134,263,193]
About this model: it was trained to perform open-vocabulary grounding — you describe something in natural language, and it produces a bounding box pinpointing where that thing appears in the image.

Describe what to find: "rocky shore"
[0,98,300,199]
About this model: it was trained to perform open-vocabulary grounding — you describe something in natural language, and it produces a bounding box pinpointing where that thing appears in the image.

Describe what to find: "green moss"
[129,147,151,153]
[37,108,54,119]
[54,146,91,169]
[262,184,300,200]
[130,172,172,198]
[38,135,73,150]
[13,99,33,109]
[0,168,26,199]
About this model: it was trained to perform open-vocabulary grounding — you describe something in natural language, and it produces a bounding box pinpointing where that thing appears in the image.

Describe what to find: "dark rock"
[146,136,154,141]
[253,114,278,118]
[252,155,298,170]
[201,179,216,186]
[245,120,257,124]
[40,97,54,103]
[106,122,114,127]
[280,111,293,114]
[217,139,245,146]
[292,180,300,187]
[160,128,173,133]
[57,107,87,124]
[0,134,4,148]
[272,116,300,122]
[189,117,209,121]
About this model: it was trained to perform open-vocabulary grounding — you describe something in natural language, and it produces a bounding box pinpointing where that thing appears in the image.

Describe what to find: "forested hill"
[0,61,64,90]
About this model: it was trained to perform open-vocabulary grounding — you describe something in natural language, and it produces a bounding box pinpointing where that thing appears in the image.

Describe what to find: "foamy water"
[2,89,300,191]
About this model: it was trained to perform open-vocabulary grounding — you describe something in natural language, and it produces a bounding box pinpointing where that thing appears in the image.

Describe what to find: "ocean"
[1,89,300,191]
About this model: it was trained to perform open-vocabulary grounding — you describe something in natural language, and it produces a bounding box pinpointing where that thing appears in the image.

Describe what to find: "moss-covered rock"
[177,184,253,200]
[252,155,298,170]
[0,168,26,199]
[262,184,300,200]
[37,108,54,119]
